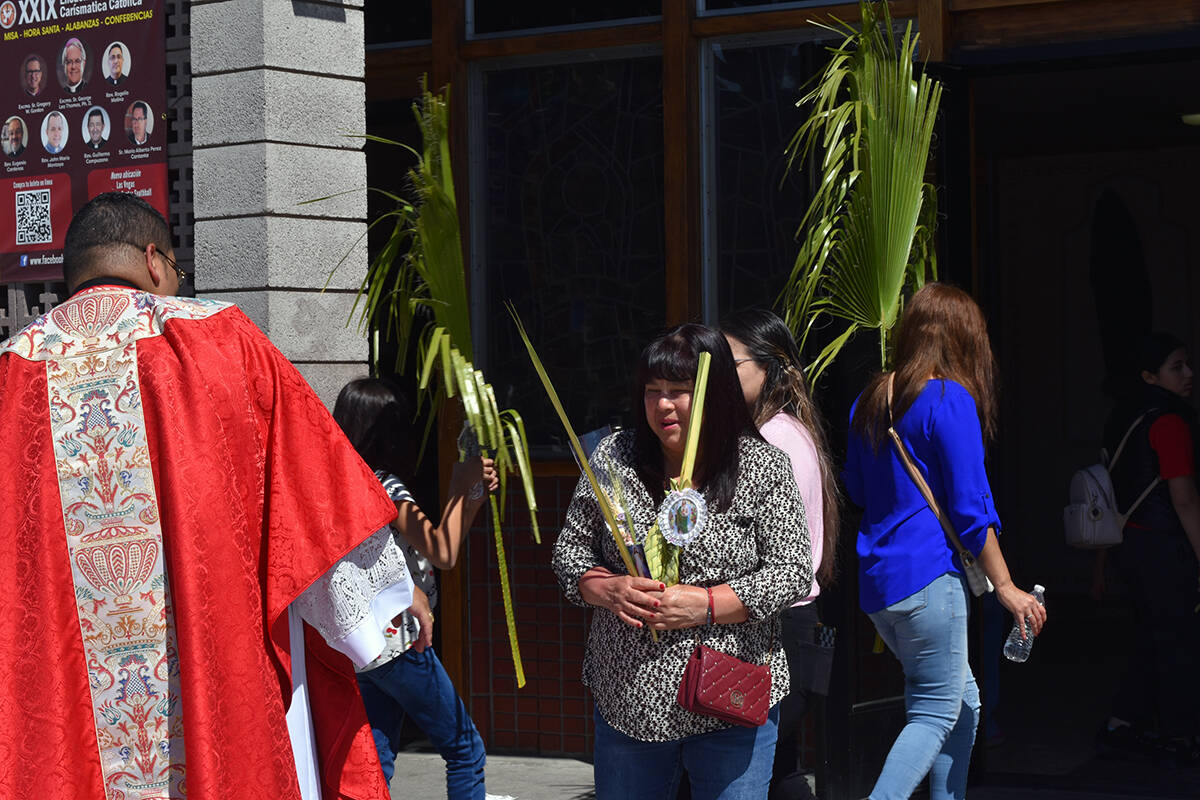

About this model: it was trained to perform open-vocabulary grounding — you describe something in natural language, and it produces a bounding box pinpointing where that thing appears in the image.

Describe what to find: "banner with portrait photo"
[0,1,167,282]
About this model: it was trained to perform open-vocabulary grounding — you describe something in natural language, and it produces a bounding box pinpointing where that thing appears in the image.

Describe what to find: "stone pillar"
[190,0,369,406]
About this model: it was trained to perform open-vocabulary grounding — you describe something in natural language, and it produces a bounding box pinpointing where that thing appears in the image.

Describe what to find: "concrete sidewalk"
[389,749,1188,800]
[390,750,594,800]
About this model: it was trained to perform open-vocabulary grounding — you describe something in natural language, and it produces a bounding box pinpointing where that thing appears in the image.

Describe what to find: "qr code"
[15,188,52,246]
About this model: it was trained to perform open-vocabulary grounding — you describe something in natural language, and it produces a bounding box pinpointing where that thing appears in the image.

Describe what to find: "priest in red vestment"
[0,193,398,799]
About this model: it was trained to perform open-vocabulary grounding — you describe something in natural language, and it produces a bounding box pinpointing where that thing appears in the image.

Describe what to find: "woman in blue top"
[843,284,1046,800]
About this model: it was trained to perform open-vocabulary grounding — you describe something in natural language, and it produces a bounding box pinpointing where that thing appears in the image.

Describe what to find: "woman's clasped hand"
[579,568,714,630]
[579,567,667,628]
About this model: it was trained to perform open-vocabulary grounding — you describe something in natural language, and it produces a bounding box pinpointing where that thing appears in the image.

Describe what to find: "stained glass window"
[708,39,829,318]
[478,55,666,452]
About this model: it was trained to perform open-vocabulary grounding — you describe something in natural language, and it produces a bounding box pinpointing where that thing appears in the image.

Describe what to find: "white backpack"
[1063,414,1160,549]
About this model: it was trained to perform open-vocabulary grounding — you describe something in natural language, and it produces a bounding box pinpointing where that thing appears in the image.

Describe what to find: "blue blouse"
[844,379,1000,614]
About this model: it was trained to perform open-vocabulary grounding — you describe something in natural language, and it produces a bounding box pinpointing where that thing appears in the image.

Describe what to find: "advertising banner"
[0,0,166,282]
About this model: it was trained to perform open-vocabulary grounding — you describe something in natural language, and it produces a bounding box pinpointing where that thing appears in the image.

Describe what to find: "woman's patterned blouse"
[551,430,812,741]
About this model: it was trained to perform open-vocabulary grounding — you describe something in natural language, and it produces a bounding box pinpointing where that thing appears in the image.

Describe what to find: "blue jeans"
[867,573,980,800]
[357,646,486,799]
[593,705,779,800]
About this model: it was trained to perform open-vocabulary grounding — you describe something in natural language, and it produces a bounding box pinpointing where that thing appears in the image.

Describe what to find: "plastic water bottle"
[1003,584,1045,663]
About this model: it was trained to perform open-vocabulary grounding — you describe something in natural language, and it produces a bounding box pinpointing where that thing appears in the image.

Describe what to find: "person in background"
[106,43,127,85]
[553,323,811,800]
[333,377,497,799]
[3,117,25,157]
[1100,332,1200,761]
[128,101,151,145]
[61,39,86,93]
[44,111,67,154]
[86,108,107,150]
[22,54,47,97]
[843,283,1045,800]
[722,309,839,800]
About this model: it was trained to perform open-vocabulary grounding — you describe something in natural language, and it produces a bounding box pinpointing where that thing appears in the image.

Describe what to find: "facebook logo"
[19,254,28,267]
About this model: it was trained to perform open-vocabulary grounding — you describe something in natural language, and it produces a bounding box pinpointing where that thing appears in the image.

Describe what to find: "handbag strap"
[885,375,979,570]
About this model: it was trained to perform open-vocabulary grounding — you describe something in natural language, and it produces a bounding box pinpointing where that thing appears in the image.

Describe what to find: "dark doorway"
[965,48,1200,797]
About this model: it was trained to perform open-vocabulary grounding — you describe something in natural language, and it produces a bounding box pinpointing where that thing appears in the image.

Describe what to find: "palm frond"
[780,0,942,379]
[314,79,539,689]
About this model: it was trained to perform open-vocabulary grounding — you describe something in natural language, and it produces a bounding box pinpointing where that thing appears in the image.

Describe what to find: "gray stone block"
[194,217,368,292]
[295,362,372,411]
[198,290,268,331]
[194,143,367,220]
[193,0,364,79]
[193,72,365,150]
[198,289,367,363]
[192,72,267,148]
[267,291,368,362]
[191,3,265,75]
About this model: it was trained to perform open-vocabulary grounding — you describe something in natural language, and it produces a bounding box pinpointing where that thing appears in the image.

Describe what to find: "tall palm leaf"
[332,82,537,688]
[781,0,941,378]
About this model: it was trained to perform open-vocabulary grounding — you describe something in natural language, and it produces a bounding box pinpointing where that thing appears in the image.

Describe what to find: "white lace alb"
[294,524,414,669]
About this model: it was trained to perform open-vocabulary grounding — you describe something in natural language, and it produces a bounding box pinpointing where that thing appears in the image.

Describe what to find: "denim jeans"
[867,572,980,800]
[593,704,779,800]
[772,602,820,787]
[357,646,487,799]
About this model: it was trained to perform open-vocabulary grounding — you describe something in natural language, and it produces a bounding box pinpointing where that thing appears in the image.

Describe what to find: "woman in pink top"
[723,309,839,799]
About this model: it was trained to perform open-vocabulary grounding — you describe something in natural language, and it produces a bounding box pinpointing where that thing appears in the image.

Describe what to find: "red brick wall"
[465,474,595,756]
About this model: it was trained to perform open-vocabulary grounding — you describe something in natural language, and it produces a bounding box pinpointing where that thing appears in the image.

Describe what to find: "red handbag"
[676,588,773,728]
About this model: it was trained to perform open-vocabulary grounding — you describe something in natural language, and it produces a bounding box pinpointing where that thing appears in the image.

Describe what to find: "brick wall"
[465,474,595,756]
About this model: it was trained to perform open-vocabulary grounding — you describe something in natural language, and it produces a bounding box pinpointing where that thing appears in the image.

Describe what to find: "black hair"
[631,323,759,512]
[88,108,104,123]
[132,101,149,116]
[63,191,170,290]
[721,308,840,587]
[332,377,415,480]
[1137,331,1186,376]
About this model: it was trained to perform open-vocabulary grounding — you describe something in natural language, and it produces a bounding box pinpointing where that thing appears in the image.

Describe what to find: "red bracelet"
[705,586,714,626]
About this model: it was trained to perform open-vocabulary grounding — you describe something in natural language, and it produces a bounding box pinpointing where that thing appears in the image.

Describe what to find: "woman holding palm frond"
[844,284,1045,800]
[552,324,811,800]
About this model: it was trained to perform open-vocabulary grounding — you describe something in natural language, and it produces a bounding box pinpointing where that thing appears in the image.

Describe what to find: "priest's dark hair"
[631,323,761,513]
[332,377,415,481]
[63,191,171,291]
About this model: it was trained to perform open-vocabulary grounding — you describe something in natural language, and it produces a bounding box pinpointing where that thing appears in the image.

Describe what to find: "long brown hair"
[721,309,840,587]
[852,283,998,448]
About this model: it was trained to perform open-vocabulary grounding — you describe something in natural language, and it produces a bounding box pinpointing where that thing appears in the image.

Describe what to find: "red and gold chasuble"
[0,286,394,800]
